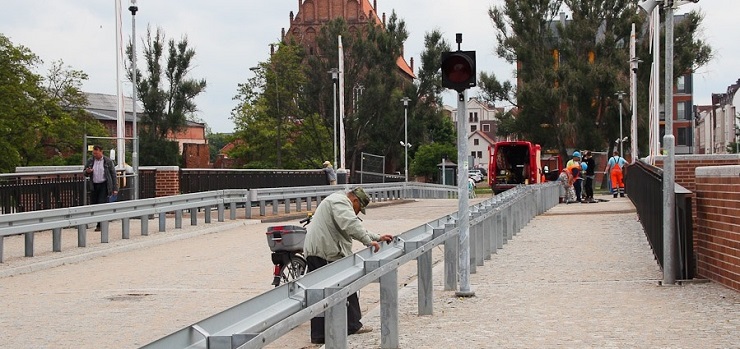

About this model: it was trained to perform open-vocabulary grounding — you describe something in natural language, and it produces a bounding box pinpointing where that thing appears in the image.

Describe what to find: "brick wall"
[182,143,210,168]
[694,165,740,292]
[154,166,180,197]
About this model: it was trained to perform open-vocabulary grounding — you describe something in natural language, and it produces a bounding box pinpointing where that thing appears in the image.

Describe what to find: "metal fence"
[0,169,157,214]
[180,169,328,193]
[624,161,694,280]
[0,183,459,263]
[140,183,560,349]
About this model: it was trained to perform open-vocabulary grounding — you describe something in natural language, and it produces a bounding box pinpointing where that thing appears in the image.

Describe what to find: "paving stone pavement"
[347,194,740,349]
[1,194,738,349]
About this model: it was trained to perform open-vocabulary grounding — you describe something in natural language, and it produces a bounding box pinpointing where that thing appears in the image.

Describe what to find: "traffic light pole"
[456,90,474,298]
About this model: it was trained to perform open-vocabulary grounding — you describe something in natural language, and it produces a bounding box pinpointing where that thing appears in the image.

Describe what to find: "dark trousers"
[574,178,583,201]
[91,181,108,205]
[584,176,594,198]
[306,256,363,342]
[91,182,108,228]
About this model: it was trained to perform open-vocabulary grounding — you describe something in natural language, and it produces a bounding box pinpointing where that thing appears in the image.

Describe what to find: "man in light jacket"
[303,187,393,344]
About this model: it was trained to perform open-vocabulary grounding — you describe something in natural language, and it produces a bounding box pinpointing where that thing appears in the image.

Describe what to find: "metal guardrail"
[141,183,560,349]
[0,183,458,263]
[623,161,694,280]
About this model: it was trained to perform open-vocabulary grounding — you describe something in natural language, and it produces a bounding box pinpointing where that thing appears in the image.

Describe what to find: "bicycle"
[266,214,311,287]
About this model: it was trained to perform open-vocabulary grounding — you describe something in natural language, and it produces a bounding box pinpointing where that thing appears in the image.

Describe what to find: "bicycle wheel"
[280,254,307,284]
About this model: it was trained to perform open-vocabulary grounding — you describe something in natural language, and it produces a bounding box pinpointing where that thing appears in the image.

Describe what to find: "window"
[483,124,490,132]
[471,151,476,158]
[477,151,483,158]
[677,102,686,120]
[473,139,479,146]
[471,125,477,132]
[474,112,479,122]
[676,74,692,94]
[469,112,474,122]
[677,127,693,146]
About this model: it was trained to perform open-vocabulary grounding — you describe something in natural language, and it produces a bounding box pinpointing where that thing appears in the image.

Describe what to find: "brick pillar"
[154,166,180,197]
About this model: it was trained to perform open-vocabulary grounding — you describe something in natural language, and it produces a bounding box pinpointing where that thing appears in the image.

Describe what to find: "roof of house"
[468,130,496,145]
[83,92,205,127]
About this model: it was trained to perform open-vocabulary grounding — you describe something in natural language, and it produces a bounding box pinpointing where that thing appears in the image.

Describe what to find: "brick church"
[279,0,415,80]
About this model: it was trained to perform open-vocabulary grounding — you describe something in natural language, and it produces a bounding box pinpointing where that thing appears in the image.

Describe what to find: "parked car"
[468,169,484,183]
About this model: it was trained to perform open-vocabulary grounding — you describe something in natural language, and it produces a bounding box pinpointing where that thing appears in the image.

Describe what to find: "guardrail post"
[482,203,493,260]
[444,221,457,291]
[296,197,302,212]
[272,199,279,215]
[306,196,313,212]
[77,225,87,247]
[52,228,62,252]
[259,201,266,217]
[380,268,399,349]
[159,213,166,232]
[175,210,183,229]
[472,208,484,269]
[190,208,197,226]
[0,237,4,262]
[404,236,433,316]
[502,205,510,244]
[217,203,225,222]
[24,232,34,257]
[495,206,503,250]
[324,287,348,349]
[284,198,290,214]
[141,215,149,236]
[205,206,212,224]
[229,202,236,221]
[122,218,130,239]
[101,221,109,243]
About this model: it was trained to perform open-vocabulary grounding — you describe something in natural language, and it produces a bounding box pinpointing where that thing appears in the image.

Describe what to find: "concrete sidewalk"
[348,194,740,348]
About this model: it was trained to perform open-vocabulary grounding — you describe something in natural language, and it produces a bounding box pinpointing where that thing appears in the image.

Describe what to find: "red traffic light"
[441,51,476,92]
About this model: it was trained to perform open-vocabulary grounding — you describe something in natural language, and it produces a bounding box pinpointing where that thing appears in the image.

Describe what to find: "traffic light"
[441,50,476,92]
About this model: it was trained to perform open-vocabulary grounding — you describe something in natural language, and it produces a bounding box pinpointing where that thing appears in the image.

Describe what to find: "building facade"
[695,79,740,154]
[447,97,503,169]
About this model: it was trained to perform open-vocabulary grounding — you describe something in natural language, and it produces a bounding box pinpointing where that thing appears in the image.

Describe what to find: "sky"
[0,1,736,134]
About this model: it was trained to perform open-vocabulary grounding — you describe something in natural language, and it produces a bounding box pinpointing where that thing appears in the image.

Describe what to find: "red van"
[488,141,543,193]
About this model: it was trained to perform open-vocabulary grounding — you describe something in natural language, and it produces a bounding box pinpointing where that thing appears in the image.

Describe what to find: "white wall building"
[447,97,503,169]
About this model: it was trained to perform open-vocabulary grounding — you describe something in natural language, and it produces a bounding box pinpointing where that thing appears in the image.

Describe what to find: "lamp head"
[637,0,662,14]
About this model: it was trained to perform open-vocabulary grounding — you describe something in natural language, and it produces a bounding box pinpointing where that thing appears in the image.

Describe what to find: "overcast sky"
[0,1,734,133]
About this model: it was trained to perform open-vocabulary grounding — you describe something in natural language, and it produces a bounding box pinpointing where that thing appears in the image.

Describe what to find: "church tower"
[281,0,414,80]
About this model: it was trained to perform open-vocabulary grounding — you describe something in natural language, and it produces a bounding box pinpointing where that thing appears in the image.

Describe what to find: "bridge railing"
[140,183,560,349]
[0,183,458,263]
[624,161,695,280]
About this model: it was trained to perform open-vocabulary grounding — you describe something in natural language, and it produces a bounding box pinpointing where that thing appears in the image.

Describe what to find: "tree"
[127,26,206,166]
[482,0,712,160]
[410,142,457,182]
[0,35,106,172]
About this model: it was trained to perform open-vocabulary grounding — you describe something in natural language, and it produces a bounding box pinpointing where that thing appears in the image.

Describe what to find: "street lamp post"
[128,0,139,200]
[401,97,411,182]
[329,68,339,168]
[616,91,625,157]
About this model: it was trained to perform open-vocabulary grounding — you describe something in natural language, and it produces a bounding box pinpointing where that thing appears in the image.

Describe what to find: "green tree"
[207,132,232,162]
[127,26,206,166]
[483,0,712,159]
[410,142,457,182]
[0,35,106,172]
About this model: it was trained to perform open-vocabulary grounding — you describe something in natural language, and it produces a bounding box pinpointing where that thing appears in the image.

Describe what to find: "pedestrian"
[606,150,628,198]
[323,161,337,185]
[303,187,393,344]
[83,145,118,231]
[468,177,477,199]
[582,151,596,203]
[566,151,583,203]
